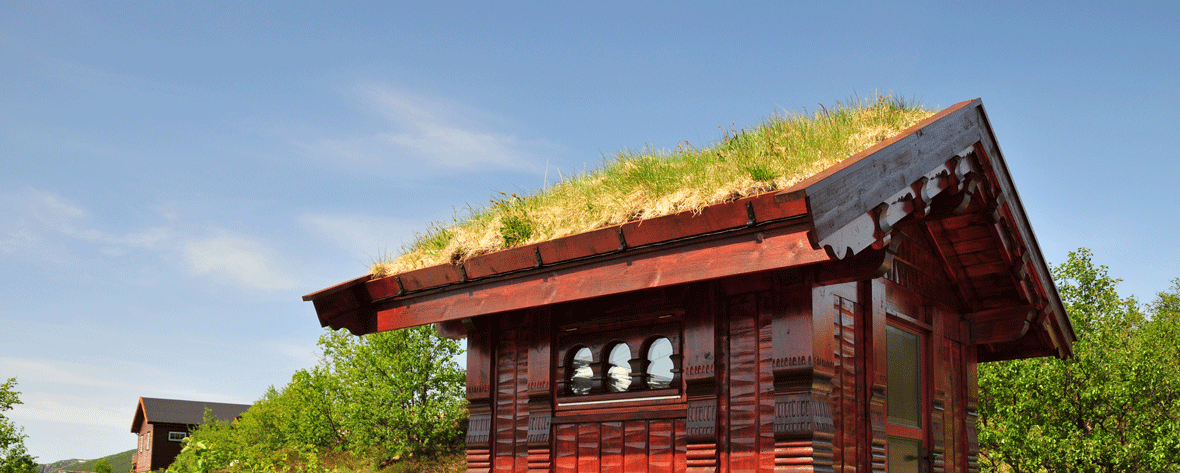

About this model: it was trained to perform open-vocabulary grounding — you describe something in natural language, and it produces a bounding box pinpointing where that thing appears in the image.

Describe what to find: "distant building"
[129,397,251,472]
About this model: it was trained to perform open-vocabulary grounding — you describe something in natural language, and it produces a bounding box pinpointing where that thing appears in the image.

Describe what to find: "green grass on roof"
[373,93,935,277]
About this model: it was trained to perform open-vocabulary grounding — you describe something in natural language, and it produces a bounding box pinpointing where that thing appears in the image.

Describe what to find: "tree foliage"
[0,378,37,473]
[979,249,1180,473]
[169,325,466,472]
[92,458,111,473]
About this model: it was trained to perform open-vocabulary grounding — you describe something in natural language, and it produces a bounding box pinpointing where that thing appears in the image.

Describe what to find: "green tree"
[0,378,37,473]
[319,325,467,461]
[978,249,1180,473]
[170,325,466,472]
[92,458,111,473]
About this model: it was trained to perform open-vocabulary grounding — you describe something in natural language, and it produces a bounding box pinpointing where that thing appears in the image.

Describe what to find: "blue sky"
[2,1,1178,461]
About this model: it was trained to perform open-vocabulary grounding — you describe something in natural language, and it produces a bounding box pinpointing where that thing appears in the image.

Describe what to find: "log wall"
[464,248,978,473]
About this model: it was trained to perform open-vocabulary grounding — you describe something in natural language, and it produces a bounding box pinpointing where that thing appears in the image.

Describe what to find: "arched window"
[569,347,594,395]
[605,343,632,392]
[646,337,674,389]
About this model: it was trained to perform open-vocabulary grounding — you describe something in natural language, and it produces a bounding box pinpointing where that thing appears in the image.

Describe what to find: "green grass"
[373,93,935,277]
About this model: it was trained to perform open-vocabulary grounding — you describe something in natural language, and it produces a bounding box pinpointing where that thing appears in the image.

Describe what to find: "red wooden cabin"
[130,397,251,472]
[304,99,1074,473]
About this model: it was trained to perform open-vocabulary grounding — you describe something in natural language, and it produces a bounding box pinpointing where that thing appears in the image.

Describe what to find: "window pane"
[646,337,674,389]
[888,436,921,473]
[606,344,632,392]
[570,347,593,395]
[886,325,921,427]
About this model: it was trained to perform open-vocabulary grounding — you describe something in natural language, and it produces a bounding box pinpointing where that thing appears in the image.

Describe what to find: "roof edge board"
[801,100,984,246]
[972,103,1076,351]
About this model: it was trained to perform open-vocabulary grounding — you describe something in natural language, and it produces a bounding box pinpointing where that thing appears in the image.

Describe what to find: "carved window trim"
[554,311,684,409]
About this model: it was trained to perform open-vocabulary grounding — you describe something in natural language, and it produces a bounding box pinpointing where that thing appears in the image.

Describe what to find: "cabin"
[303,99,1074,473]
[130,397,251,472]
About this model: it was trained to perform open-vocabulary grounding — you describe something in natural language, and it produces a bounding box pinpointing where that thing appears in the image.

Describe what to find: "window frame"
[168,431,188,442]
[554,311,683,409]
[884,311,931,472]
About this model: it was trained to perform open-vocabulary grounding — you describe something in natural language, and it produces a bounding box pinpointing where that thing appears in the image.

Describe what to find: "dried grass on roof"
[372,94,935,277]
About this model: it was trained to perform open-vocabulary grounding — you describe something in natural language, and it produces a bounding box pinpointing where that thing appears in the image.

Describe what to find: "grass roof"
[372,93,935,278]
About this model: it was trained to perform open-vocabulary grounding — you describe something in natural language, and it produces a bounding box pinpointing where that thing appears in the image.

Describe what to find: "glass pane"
[570,347,593,395]
[646,337,674,389]
[887,325,921,427]
[606,344,632,392]
[888,436,921,473]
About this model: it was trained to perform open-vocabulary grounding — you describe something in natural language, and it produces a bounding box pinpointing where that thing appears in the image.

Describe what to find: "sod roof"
[373,94,935,278]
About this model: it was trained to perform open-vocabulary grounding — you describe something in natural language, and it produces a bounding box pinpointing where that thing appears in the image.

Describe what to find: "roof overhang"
[304,98,1075,361]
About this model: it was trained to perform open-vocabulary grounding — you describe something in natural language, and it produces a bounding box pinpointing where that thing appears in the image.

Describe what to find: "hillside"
[38,449,134,473]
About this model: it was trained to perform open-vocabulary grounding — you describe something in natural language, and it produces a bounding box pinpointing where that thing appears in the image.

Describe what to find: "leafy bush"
[169,326,465,473]
[0,378,36,473]
[979,249,1180,473]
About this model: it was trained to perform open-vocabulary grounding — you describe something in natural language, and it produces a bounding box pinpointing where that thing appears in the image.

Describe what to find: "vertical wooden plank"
[769,281,838,472]
[578,423,600,473]
[495,324,520,473]
[554,424,577,473]
[467,317,494,473]
[675,419,688,473]
[841,294,860,473]
[757,292,776,473]
[868,280,888,473]
[964,341,980,473]
[625,420,649,473]
[717,298,732,473]
[601,422,624,472]
[685,282,719,472]
[947,340,962,473]
[650,419,674,473]
[515,330,530,473]
[727,293,759,472]
[527,308,553,473]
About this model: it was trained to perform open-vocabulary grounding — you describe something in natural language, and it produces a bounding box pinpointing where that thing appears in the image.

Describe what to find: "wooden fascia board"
[131,397,147,433]
[778,98,983,252]
[373,220,828,332]
[973,103,1076,355]
[773,98,1073,358]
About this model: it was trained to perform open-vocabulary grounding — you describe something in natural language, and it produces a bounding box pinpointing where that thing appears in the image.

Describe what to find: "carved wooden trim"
[818,150,981,262]
[466,402,493,473]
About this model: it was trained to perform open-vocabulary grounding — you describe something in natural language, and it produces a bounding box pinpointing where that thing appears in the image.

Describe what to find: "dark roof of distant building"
[131,397,251,433]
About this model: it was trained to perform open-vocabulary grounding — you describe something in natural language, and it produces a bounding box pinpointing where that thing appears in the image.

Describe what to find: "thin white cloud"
[296,211,417,260]
[1,187,297,292]
[267,341,320,368]
[361,85,548,170]
[0,357,240,404]
[10,394,129,429]
[0,187,172,256]
[294,84,560,172]
[183,235,295,291]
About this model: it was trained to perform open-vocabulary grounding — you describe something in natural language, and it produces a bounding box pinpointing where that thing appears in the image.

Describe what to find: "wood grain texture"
[375,222,827,332]
[397,263,465,292]
[467,244,541,280]
[793,100,982,247]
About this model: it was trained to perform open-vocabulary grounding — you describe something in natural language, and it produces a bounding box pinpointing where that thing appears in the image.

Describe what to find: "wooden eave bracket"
[780,98,1075,360]
[777,99,985,263]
